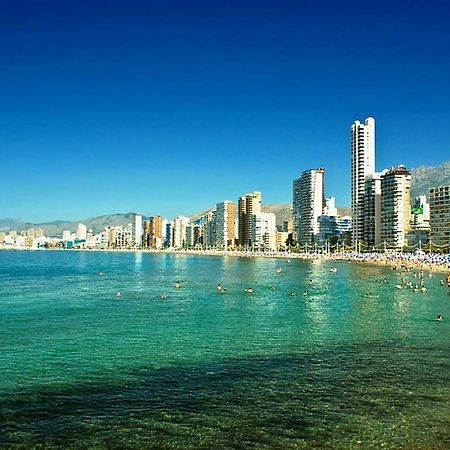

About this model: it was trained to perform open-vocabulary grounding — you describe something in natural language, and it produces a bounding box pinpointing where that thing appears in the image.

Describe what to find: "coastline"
[2,246,450,274]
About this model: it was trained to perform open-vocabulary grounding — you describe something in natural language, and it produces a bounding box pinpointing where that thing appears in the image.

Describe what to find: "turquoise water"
[0,250,449,449]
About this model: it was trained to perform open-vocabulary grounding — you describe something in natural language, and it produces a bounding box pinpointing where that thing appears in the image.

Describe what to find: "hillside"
[0,213,136,237]
[410,160,450,199]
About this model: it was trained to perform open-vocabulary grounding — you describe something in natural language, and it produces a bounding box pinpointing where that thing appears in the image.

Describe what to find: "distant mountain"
[410,160,450,198]
[0,213,136,237]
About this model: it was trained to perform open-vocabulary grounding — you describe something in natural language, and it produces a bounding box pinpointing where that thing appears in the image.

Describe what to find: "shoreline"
[2,247,450,274]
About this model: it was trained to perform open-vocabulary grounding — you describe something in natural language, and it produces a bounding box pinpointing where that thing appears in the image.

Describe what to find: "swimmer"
[330,268,337,273]
[116,291,121,297]
[303,290,308,296]
[244,287,254,294]
[160,293,168,299]
[216,283,222,292]
[98,272,104,276]
[276,267,282,274]
[436,315,443,321]
[440,280,444,286]
[175,282,181,289]
[421,286,427,294]
[289,291,297,296]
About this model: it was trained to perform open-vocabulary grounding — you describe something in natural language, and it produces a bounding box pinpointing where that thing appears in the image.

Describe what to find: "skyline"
[1,1,450,222]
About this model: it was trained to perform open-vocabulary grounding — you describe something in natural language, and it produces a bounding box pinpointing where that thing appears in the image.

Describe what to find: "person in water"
[436,315,443,321]
[244,287,254,294]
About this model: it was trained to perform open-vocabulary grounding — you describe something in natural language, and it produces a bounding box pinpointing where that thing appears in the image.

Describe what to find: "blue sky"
[1,0,449,223]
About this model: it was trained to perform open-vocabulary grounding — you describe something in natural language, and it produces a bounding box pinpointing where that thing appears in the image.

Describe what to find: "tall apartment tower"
[293,168,325,245]
[144,215,163,248]
[363,171,385,247]
[380,166,411,248]
[237,192,262,247]
[351,117,375,246]
[215,200,235,249]
[134,213,143,247]
[429,186,450,248]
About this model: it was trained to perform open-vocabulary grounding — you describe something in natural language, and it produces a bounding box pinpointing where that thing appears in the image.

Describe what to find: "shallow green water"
[0,250,449,448]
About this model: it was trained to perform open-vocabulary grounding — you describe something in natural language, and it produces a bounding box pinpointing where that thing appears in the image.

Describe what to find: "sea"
[0,250,449,449]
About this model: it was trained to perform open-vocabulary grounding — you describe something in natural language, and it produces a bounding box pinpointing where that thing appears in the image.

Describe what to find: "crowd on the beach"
[173,248,450,273]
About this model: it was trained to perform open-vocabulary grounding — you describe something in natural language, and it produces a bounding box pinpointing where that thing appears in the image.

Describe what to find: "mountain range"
[1,160,449,237]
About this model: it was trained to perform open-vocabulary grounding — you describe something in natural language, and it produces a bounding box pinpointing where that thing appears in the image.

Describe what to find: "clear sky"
[1,0,449,223]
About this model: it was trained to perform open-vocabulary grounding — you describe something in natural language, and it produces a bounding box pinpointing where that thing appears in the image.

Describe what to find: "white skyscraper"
[351,117,375,246]
[134,213,143,247]
[76,223,87,240]
[293,168,324,245]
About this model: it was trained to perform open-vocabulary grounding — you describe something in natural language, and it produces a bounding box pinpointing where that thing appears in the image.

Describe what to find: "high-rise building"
[363,171,385,248]
[76,223,87,241]
[165,221,174,248]
[237,196,246,246]
[252,212,276,247]
[429,186,450,248]
[380,166,411,248]
[133,213,143,247]
[214,200,235,249]
[351,117,375,246]
[144,215,164,248]
[237,192,262,247]
[204,210,217,247]
[293,168,324,245]
[143,219,151,247]
[173,216,190,248]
